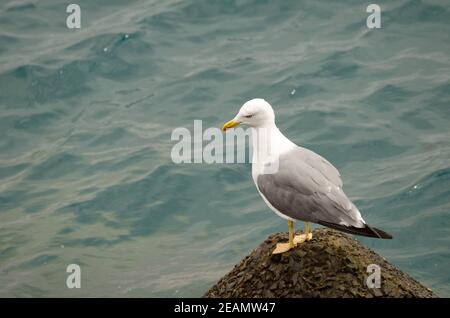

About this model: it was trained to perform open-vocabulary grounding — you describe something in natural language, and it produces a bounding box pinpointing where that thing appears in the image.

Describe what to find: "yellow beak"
[221,119,240,132]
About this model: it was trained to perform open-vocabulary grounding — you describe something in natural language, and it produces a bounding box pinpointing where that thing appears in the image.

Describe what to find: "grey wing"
[298,146,343,188]
[256,147,364,227]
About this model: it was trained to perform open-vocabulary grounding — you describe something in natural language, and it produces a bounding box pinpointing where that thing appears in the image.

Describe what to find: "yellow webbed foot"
[272,242,295,254]
[293,233,306,245]
[293,232,313,245]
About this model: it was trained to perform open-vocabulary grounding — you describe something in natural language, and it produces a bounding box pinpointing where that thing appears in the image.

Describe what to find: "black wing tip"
[365,224,393,239]
[318,221,393,239]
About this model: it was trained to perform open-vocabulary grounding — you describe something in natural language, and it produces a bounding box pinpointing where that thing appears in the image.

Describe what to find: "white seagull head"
[222,98,276,131]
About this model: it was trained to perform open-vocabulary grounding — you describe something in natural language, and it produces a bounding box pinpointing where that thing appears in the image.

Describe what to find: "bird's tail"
[318,221,393,239]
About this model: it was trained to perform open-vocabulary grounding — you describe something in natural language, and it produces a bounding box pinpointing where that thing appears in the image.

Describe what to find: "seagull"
[222,99,392,254]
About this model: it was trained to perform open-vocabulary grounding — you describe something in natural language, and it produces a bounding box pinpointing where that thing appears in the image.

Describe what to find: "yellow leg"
[272,220,296,254]
[288,220,294,248]
[305,222,312,241]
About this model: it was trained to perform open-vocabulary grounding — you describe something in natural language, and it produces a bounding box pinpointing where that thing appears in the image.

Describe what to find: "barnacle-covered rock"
[203,229,437,298]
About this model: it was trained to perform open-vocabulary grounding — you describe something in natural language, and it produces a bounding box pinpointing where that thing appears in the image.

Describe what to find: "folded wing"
[256,147,365,228]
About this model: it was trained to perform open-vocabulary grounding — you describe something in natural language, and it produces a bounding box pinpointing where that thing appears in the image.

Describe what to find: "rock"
[203,229,437,298]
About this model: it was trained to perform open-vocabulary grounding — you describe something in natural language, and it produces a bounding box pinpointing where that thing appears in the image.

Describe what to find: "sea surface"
[0,0,449,297]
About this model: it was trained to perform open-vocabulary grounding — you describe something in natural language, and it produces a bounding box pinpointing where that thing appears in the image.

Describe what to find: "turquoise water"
[0,0,449,297]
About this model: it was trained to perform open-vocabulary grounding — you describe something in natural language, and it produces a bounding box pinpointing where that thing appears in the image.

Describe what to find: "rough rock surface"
[204,229,437,298]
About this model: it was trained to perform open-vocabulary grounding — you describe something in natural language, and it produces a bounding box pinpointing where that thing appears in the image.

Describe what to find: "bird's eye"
[244,114,253,118]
